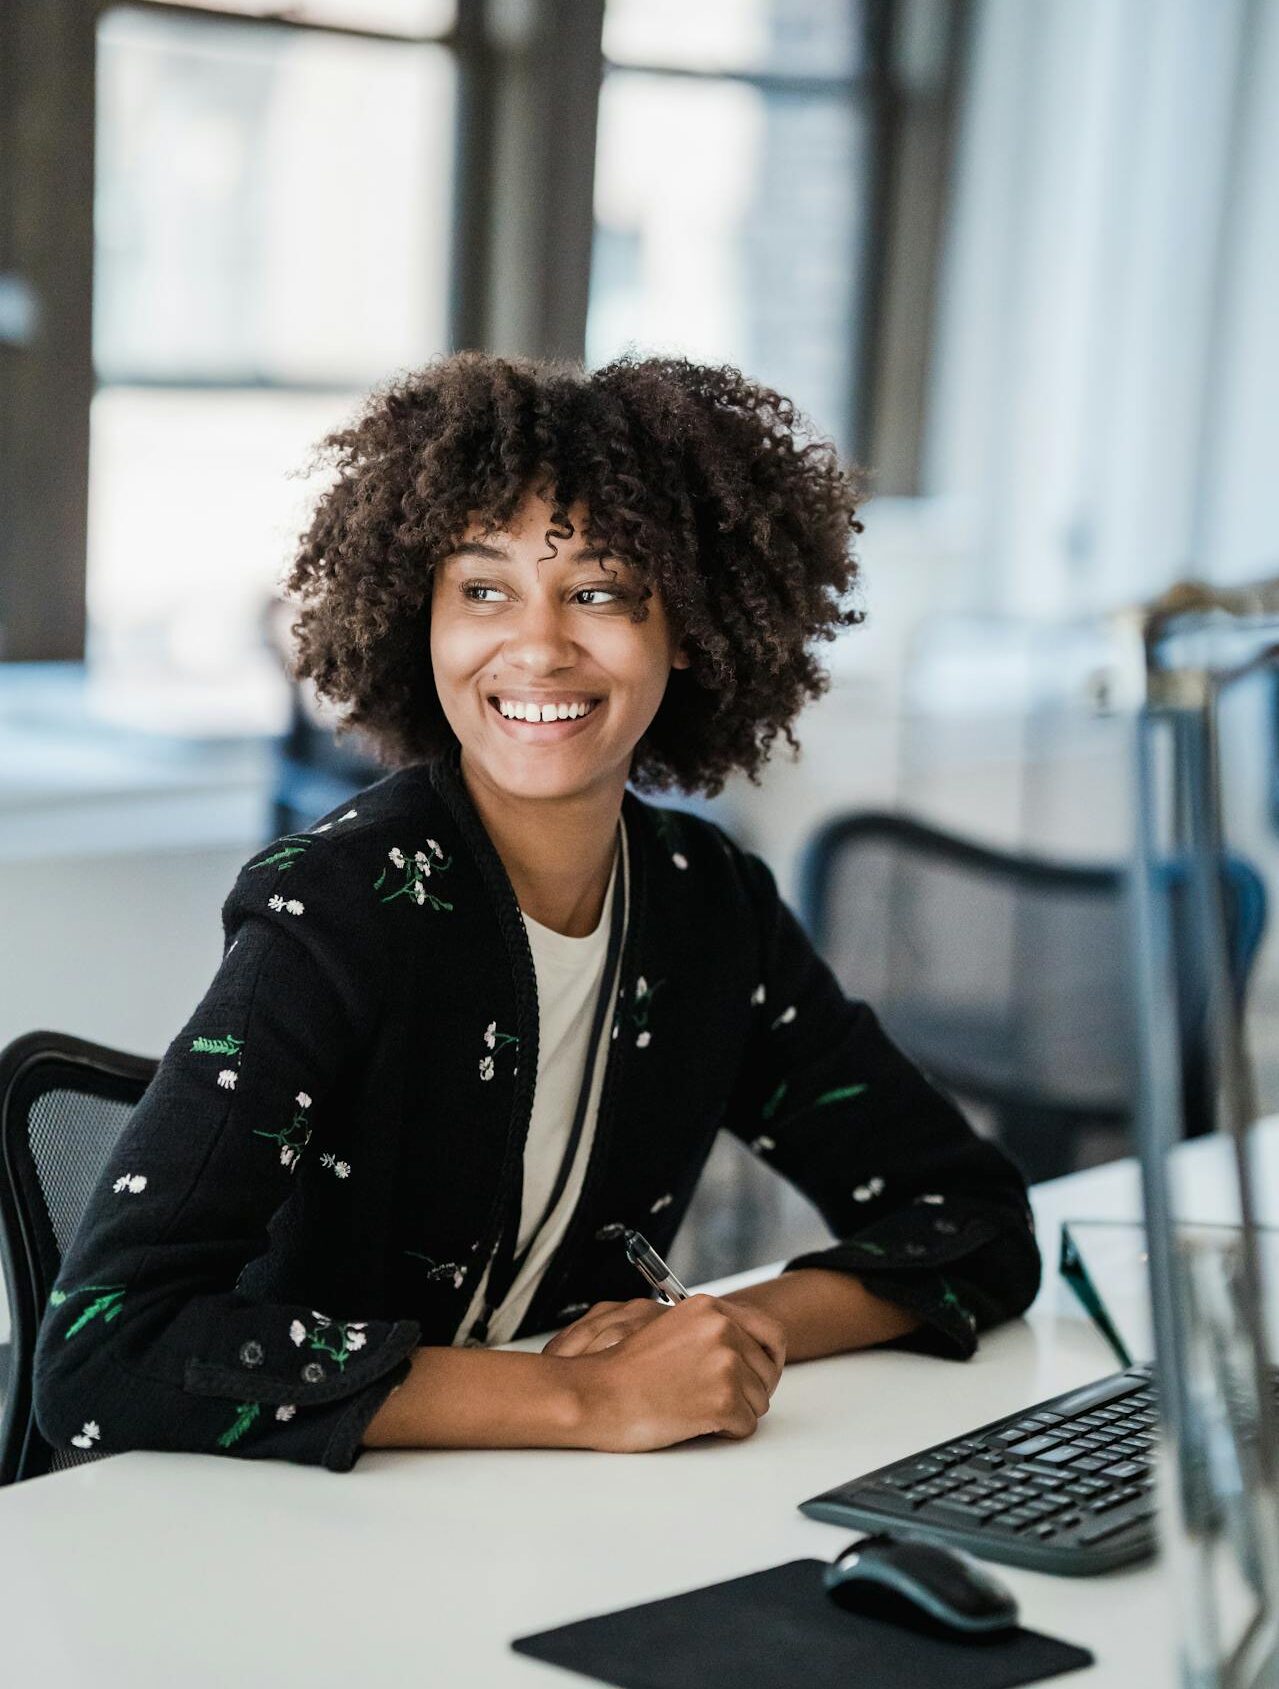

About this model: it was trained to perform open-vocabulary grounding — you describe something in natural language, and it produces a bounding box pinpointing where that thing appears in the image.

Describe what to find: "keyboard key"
[842,1487,918,1518]
[1104,1462,1144,1480]
[917,1499,990,1528]
[1007,1435,1058,1458]
[1073,1457,1110,1473]
[1079,1507,1153,1545]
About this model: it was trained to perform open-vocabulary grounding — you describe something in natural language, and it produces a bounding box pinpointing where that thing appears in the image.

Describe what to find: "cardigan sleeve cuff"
[781,1245,982,1359]
[321,1352,417,1472]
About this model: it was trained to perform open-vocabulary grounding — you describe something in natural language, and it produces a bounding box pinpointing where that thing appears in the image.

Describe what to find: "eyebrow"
[444,540,621,565]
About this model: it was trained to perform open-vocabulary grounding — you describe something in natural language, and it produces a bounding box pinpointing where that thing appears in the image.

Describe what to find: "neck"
[459,751,624,938]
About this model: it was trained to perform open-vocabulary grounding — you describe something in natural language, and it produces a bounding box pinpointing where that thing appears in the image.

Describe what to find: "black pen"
[622,1227,690,1305]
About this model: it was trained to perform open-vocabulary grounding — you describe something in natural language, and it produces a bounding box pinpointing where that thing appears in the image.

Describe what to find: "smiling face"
[429,487,691,806]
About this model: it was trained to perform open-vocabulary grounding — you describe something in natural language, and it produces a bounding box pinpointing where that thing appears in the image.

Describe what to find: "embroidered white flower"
[334,1161,350,1179]
[414,850,428,866]
[411,881,426,905]
[296,1091,312,1109]
[349,1321,367,1330]
[635,1030,652,1048]
[479,1055,495,1081]
[484,1021,496,1049]
[611,1023,619,1040]
[453,1269,464,1288]
[650,1192,673,1213]
[771,1005,797,1030]
[280,1146,295,1168]
[113,1173,148,1195]
[313,823,332,833]
[750,1135,776,1154]
[751,983,766,1006]
[918,1193,945,1205]
[289,1319,307,1346]
[853,1176,886,1203]
[217,1069,237,1090]
[275,1404,296,1421]
[320,1152,335,1169]
[637,975,648,996]
[345,1329,367,1351]
[671,852,688,870]
[311,1310,332,1326]
[389,847,405,868]
[284,899,305,916]
[71,1419,101,1448]
[268,894,285,912]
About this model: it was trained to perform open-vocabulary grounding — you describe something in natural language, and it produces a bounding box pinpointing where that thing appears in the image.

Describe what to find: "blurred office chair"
[270,680,383,839]
[0,1031,156,1484]
[798,811,1268,1183]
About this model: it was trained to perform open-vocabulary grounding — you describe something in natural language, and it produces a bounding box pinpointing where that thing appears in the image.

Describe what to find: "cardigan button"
[300,1361,325,1384]
[238,1339,264,1368]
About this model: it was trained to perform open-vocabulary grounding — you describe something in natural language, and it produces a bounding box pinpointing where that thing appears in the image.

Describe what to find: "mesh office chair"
[0,1030,157,1484]
[798,811,1268,1183]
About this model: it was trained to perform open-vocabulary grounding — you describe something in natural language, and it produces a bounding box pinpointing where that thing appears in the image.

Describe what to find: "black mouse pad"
[511,1558,1094,1689]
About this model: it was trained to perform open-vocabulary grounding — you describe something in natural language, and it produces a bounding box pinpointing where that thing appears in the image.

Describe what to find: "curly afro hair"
[282,350,867,798]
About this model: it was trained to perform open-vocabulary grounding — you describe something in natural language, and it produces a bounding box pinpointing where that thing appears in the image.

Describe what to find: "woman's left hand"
[541,1298,670,1356]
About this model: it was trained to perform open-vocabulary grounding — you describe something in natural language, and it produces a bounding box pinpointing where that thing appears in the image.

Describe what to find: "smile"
[486,696,604,740]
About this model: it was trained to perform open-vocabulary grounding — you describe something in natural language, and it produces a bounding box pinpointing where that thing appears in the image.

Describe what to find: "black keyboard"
[799,1363,1278,1576]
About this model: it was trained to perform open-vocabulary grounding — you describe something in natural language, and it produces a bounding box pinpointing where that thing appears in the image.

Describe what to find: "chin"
[475,743,618,803]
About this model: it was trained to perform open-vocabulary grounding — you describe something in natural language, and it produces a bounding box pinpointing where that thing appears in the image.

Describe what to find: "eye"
[573,588,627,606]
[460,584,507,602]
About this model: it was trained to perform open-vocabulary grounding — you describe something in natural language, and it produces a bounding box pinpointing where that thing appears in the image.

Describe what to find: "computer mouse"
[824,1534,1019,1640]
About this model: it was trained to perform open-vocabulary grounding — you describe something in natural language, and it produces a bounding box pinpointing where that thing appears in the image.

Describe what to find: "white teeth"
[496,698,597,722]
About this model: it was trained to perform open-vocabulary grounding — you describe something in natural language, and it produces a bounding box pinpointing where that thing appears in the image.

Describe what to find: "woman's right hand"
[568,1292,786,1452]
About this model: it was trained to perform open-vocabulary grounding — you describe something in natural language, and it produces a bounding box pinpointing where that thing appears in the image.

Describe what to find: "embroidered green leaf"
[190,1034,245,1057]
[851,1241,886,1256]
[246,839,312,874]
[64,1289,126,1338]
[761,1081,788,1122]
[49,1289,67,1306]
[813,1083,869,1108]
[217,1402,262,1448]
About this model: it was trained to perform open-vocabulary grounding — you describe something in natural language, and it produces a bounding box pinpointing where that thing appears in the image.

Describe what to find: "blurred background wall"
[2,0,1277,1279]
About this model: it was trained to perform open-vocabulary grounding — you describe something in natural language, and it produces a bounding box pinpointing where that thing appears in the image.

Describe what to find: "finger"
[707,1298,786,1387]
[583,1325,631,1353]
[542,1301,628,1356]
[709,1312,784,1403]
[547,1301,656,1358]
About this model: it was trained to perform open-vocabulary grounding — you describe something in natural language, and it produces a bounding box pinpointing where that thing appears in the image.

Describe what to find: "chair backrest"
[0,1030,156,1484]
[798,811,1267,1178]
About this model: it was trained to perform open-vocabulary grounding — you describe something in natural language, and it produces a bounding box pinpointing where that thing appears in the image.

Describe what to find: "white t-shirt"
[453,821,629,1346]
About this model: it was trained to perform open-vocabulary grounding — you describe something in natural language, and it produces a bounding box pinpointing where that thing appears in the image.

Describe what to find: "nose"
[502,587,578,673]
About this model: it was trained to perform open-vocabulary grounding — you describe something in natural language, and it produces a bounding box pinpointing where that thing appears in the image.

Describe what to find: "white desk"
[2,1126,1276,1689]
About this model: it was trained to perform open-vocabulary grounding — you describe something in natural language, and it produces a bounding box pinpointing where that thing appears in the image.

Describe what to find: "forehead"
[441,537,622,564]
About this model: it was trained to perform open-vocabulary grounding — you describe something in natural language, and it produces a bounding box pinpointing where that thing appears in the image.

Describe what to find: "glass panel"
[588,69,866,462]
[131,0,455,37]
[603,0,862,78]
[95,5,454,385]
[85,387,358,734]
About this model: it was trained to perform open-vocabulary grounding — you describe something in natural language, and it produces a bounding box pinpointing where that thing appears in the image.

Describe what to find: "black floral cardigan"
[33,745,1041,1472]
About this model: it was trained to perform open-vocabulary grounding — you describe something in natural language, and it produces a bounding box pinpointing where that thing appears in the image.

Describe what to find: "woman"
[34,352,1040,1472]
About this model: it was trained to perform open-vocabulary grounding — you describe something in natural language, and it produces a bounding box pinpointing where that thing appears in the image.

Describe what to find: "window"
[589,0,871,464]
[87,3,456,733]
